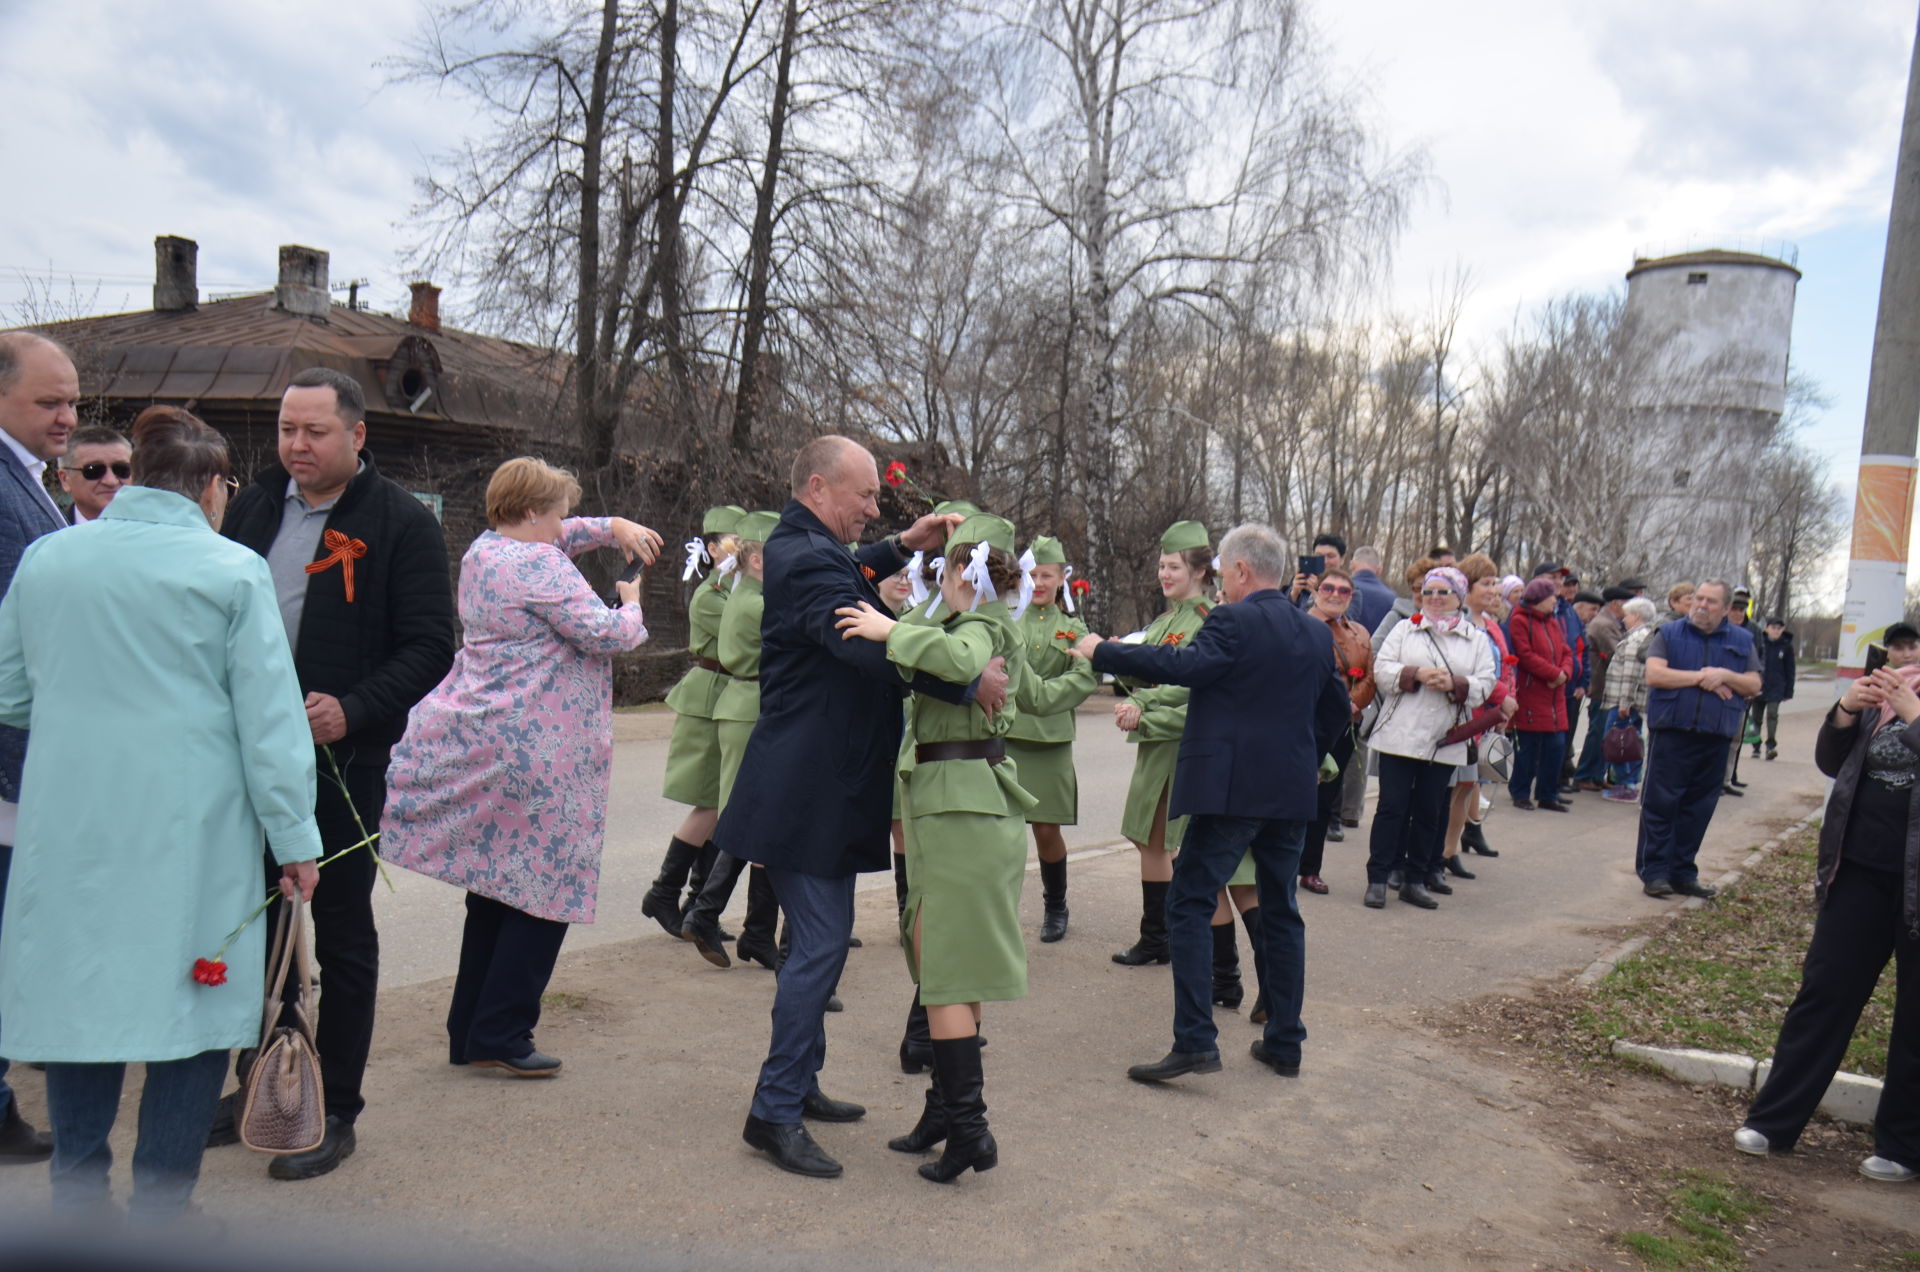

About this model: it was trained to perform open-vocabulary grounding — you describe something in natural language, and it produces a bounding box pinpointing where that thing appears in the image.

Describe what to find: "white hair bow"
[906,550,929,608]
[715,552,739,589]
[1211,554,1221,573]
[921,555,947,618]
[963,540,997,612]
[681,538,710,582]
[1011,548,1037,620]
[1061,565,1076,613]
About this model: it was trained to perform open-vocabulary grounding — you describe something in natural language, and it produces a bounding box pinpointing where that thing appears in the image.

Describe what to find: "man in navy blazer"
[1075,522,1349,1082]
[0,332,74,1163]
[718,435,1007,1178]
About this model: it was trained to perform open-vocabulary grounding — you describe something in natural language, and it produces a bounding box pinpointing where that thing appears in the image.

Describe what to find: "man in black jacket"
[1753,618,1797,761]
[1075,523,1350,1083]
[214,367,454,1180]
[720,436,1005,1179]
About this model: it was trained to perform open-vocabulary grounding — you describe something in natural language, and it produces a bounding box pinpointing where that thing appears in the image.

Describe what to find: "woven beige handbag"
[240,897,325,1154]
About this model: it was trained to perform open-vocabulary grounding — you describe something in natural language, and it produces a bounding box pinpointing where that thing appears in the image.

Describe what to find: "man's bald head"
[791,435,880,543]
[0,331,79,461]
[0,332,74,394]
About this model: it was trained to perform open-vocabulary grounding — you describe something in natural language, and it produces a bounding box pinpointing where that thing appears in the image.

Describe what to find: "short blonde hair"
[486,457,581,527]
[1666,581,1695,609]
[1458,553,1498,585]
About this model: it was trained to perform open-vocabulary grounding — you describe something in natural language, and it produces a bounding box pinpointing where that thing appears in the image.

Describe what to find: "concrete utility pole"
[1839,9,1920,681]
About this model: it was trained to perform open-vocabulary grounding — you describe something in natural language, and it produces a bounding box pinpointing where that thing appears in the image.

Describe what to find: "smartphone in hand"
[1298,555,1326,577]
[609,558,645,605]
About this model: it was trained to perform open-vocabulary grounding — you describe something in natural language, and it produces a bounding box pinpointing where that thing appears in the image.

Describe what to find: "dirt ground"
[2,693,1915,1270]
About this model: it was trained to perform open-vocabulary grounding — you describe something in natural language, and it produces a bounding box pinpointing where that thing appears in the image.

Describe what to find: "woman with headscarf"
[1363,566,1496,910]
[1442,555,1518,871]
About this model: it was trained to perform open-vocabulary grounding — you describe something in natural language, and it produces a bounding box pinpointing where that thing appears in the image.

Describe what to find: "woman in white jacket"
[1363,566,1497,910]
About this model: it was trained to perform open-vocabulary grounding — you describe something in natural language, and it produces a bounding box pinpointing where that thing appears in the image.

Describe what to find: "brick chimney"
[408,281,442,334]
[274,245,330,319]
[153,235,198,311]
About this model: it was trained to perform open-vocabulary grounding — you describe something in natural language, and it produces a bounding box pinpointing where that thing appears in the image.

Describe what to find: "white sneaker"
[1732,1127,1771,1156]
[1859,1155,1917,1183]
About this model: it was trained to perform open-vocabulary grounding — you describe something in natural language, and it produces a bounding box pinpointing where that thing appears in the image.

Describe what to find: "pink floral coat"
[381,519,647,922]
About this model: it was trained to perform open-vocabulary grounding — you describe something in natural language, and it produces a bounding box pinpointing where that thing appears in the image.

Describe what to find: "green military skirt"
[1005,737,1077,825]
[716,719,754,812]
[662,712,723,807]
[1120,738,1191,851]
[900,808,1029,1007]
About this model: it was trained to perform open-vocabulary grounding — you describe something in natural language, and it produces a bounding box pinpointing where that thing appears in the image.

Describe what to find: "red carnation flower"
[1410,613,1425,626]
[885,461,908,486]
[192,958,228,987]
[1347,666,1365,679]
[1070,578,1092,596]
[1503,654,1519,667]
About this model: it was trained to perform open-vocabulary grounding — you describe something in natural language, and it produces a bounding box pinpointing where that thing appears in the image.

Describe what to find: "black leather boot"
[900,988,933,1074]
[1112,880,1171,965]
[1461,821,1498,857]
[1210,920,1243,1008]
[1039,856,1069,943]
[736,866,782,969]
[680,853,749,967]
[918,1035,996,1183]
[641,836,704,937]
[888,1075,946,1153]
[1240,907,1268,1024]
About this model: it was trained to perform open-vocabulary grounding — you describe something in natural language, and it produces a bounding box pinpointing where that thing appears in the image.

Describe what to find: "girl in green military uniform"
[641,504,745,937]
[1009,535,1097,942]
[676,511,783,972]
[835,513,1033,1185]
[1112,521,1214,967]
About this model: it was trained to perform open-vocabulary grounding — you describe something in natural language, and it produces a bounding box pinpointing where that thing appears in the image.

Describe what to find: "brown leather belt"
[731,674,758,683]
[695,656,726,674]
[915,739,1006,765]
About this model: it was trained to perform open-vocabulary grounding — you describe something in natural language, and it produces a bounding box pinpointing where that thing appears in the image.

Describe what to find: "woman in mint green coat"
[0,406,322,1218]
[836,513,1033,1185]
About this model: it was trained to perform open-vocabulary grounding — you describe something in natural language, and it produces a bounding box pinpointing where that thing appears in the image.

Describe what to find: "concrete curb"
[1609,1039,1882,1126]
[1571,807,1824,987]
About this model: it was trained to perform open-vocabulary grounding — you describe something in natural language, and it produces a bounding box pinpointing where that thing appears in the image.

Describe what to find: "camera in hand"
[1298,555,1326,577]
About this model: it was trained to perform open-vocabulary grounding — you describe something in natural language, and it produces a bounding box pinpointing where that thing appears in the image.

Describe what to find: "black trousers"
[1634,728,1725,886]
[1745,862,1919,1167]
[1365,751,1454,884]
[448,892,570,1063]
[1299,731,1356,878]
[267,761,384,1124]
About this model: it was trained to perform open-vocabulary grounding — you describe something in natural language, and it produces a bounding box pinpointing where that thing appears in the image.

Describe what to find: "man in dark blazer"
[0,332,73,1163]
[718,435,1006,1178]
[1075,522,1349,1082]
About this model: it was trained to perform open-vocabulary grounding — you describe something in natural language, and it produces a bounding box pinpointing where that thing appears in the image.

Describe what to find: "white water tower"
[1621,246,1800,590]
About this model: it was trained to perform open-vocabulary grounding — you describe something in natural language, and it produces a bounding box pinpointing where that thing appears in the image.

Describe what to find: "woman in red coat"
[1506,578,1574,811]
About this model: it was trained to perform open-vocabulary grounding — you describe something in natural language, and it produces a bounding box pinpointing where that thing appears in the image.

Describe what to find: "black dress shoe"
[1398,881,1439,909]
[1363,882,1387,909]
[1422,873,1453,896]
[1443,855,1476,879]
[1249,1039,1300,1077]
[1325,822,1344,842]
[1671,879,1718,899]
[801,1091,866,1122]
[680,913,732,967]
[0,1102,52,1163]
[1341,817,1360,828]
[204,1090,242,1149]
[1643,878,1675,897]
[847,935,863,949]
[1512,798,1536,811]
[1537,799,1571,812]
[267,1115,356,1181]
[1386,870,1404,890]
[1126,1050,1222,1083]
[470,1049,562,1078]
[1111,941,1170,966]
[743,1115,843,1178]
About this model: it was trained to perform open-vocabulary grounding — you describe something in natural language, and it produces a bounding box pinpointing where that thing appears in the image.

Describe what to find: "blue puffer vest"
[1646,617,1755,737]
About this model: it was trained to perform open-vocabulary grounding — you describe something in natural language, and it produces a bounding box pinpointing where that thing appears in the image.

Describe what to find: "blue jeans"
[1572,699,1612,783]
[751,869,854,1123]
[1508,731,1565,804]
[1635,728,1728,885]
[45,1049,228,1218]
[1167,814,1307,1062]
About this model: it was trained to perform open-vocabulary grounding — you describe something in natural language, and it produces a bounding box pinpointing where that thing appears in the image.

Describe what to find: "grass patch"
[1579,827,1896,1078]
[541,990,590,1011]
[1617,1170,1766,1270]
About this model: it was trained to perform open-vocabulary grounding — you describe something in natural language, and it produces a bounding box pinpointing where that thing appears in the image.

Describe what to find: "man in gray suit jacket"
[0,331,76,1163]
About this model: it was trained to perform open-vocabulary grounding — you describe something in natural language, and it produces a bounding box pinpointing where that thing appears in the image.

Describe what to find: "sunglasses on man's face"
[64,461,132,482]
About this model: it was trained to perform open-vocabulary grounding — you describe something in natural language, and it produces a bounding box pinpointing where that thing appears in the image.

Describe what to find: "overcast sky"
[3,0,1914,584]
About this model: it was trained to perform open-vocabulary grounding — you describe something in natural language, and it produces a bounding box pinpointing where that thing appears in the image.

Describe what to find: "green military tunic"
[661,568,733,806]
[890,601,1037,1006]
[1007,600,1096,825]
[891,589,949,822]
[712,572,762,812]
[1118,595,1212,858]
